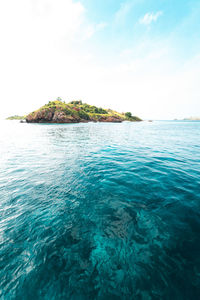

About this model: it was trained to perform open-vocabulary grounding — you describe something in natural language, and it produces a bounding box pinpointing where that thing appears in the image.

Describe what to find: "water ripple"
[0,120,200,299]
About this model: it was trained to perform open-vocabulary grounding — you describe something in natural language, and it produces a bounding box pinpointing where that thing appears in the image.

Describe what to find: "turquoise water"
[0,120,200,299]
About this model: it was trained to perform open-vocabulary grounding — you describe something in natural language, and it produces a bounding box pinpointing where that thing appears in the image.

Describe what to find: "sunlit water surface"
[0,120,200,299]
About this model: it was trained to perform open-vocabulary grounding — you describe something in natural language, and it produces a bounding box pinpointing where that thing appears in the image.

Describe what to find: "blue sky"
[81,0,200,60]
[0,0,200,119]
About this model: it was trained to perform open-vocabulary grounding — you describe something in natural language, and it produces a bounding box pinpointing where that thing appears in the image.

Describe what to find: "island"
[6,115,26,120]
[23,100,142,123]
[183,117,200,121]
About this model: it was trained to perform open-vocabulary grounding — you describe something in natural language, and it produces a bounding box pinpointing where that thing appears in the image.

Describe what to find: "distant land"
[183,117,200,121]
[6,115,26,120]
[173,117,200,121]
[7,100,142,123]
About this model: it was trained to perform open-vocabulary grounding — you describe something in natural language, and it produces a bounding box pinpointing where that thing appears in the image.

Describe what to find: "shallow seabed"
[0,120,200,299]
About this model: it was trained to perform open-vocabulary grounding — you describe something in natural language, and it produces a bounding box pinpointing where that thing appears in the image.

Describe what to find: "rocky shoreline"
[26,109,123,123]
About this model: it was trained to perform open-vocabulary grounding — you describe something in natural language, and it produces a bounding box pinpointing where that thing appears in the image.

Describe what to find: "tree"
[125,112,132,118]
[56,97,62,102]
[70,100,82,105]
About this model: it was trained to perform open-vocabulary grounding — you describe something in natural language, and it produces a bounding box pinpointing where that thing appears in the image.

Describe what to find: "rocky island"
[24,100,142,123]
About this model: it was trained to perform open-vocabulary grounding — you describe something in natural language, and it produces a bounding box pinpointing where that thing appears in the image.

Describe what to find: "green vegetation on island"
[7,99,142,123]
[26,99,142,123]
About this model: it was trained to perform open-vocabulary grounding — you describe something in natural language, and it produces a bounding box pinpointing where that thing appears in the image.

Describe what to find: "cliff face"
[98,115,122,122]
[26,100,141,123]
[26,108,80,123]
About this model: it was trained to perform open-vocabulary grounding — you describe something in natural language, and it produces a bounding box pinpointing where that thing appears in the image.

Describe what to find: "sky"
[0,0,200,120]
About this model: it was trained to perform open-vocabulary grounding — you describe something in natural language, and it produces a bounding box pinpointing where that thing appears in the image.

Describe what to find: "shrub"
[125,112,132,118]
[98,107,107,114]
[70,100,82,105]
[63,108,72,115]
[78,110,89,120]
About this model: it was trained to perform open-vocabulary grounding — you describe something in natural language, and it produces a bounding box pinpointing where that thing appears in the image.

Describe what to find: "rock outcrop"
[98,116,122,122]
[26,109,80,123]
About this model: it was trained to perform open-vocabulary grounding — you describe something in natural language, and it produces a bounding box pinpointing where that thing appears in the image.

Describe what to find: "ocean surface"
[0,120,200,299]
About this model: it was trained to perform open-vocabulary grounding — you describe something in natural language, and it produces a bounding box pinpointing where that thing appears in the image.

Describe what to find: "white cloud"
[81,22,107,41]
[0,0,107,118]
[115,1,133,24]
[139,11,163,25]
[0,1,199,120]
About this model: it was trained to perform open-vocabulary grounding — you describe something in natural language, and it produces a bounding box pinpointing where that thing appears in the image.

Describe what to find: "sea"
[0,120,200,299]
